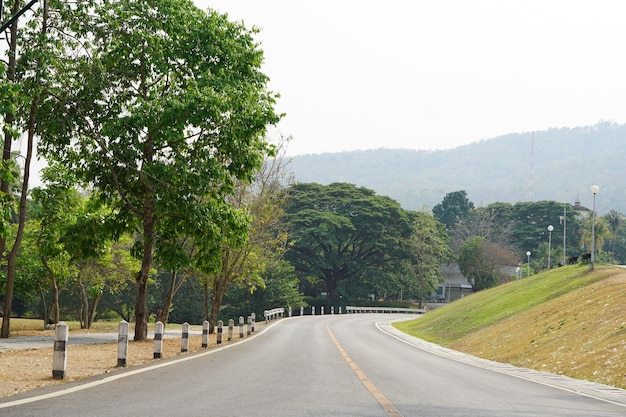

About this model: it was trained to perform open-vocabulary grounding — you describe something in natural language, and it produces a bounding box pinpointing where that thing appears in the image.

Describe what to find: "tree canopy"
[35,0,280,339]
[283,183,413,300]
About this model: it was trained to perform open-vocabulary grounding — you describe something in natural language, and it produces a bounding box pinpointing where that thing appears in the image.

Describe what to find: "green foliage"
[284,182,413,299]
[432,190,474,230]
[458,236,500,291]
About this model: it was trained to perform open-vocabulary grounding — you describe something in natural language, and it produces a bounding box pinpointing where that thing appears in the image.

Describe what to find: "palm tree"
[604,210,623,258]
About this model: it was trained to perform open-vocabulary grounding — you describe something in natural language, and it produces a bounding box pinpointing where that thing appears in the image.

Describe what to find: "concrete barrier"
[346,306,427,314]
[202,320,210,348]
[117,320,129,367]
[52,322,68,379]
[154,321,164,359]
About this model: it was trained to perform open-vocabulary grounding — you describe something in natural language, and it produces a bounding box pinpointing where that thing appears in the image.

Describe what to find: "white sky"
[197,0,626,156]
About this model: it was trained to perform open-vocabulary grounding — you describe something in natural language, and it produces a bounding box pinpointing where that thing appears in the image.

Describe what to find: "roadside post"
[228,319,234,341]
[202,320,210,348]
[251,313,255,333]
[181,322,189,353]
[239,316,244,338]
[217,320,223,344]
[154,321,164,359]
[52,322,68,379]
[117,320,129,367]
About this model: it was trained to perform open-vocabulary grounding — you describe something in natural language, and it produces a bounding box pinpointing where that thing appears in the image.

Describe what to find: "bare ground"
[0,333,224,398]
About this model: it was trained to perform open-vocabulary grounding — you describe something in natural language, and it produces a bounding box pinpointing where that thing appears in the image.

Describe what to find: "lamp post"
[526,251,531,277]
[590,185,599,271]
[560,207,566,266]
[547,225,553,269]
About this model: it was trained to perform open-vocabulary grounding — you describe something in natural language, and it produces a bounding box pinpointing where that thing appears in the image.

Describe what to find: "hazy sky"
[198,1,626,156]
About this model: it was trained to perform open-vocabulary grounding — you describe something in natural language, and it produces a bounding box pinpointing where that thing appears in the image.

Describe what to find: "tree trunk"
[158,270,177,324]
[134,204,154,341]
[208,276,228,334]
[88,292,102,329]
[78,274,89,329]
[39,287,49,328]
[41,257,59,325]
[0,0,21,339]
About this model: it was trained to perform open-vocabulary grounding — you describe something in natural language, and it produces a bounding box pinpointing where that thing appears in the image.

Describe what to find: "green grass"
[394,264,626,389]
[395,264,603,343]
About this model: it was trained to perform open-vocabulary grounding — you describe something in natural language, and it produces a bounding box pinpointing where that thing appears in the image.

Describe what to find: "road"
[1,314,625,416]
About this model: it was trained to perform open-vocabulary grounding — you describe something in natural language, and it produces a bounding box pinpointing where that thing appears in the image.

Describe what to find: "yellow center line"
[327,323,404,417]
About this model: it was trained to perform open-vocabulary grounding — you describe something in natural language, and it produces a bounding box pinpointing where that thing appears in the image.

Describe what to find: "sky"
[196,0,626,156]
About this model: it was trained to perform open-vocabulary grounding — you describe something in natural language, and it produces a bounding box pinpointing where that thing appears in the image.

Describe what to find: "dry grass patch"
[396,265,626,390]
[0,333,234,398]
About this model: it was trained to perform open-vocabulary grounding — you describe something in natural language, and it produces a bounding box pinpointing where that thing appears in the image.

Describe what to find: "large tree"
[283,183,413,300]
[432,190,474,231]
[37,0,280,339]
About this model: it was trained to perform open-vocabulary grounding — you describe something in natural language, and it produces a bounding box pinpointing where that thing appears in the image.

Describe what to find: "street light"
[547,225,554,269]
[526,251,531,277]
[590,185,599,271]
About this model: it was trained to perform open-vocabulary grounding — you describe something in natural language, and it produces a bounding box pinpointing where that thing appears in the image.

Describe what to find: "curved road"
[1,314,625,416]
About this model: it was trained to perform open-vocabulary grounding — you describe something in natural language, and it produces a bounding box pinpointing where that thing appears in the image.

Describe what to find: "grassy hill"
[394,265,626,389]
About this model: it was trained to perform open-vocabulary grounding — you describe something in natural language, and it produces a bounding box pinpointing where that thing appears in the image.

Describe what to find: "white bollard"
[339,306,342,314]
[251,313,256,333]
[217,320,223,344]
[181,322,189,352]
[247,316,252,335]
[117,320,129,367]
[312,306,315,316]
[154,321,164,359]
[228,319,234,341]
[202,320,210,348]
[321,306,324,315]
[288,306,292,317]
[331,306,335,315]
[239,316,244,338]
[52,322,68,379]
[300,306,304,316]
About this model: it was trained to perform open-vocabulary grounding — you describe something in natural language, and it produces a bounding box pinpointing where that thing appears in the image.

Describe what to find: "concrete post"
[288,306,292,317]
[217,320,223,344]
[331,306,335,315]
[300,306,304,316]
[339,306,342,314]
[181,322,189,352]
[228,319,234,341]
[202,320,210,348]
[247,316,252,335]
[154,321,164,359]
[239,316,244,338]
[117,320,129,367]
[312,306,315,316]
[251,313,255,333]
[52,322,68,379]
[321,306,324,315]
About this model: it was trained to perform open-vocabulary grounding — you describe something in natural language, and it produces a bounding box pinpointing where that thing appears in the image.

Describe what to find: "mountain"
[287,121,626,214]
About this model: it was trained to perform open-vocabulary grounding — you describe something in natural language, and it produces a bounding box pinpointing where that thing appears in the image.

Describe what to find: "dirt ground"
[0,332,224,399]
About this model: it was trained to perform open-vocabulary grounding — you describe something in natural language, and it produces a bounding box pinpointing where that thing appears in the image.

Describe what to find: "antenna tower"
[527,133,535,201]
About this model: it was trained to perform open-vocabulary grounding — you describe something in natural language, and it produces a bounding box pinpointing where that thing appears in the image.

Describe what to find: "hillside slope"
[289,121,626,213]
[395,265,626,389]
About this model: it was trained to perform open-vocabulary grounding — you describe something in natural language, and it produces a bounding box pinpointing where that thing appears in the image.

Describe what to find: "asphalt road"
[1,314,625,416]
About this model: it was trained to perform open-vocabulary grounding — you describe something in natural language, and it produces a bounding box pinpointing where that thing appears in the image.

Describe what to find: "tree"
[1,0,52,337]
[205,139,292,332]
[404,212,452,306]
[458,236,502,291]
[283,183,413,300]
[432,190,474,231]
[604,210,623,258]
[37,0,280,340]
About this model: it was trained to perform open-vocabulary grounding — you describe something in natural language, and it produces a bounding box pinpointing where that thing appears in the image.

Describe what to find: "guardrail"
[264,307,285,321]
[346,306,427,314]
